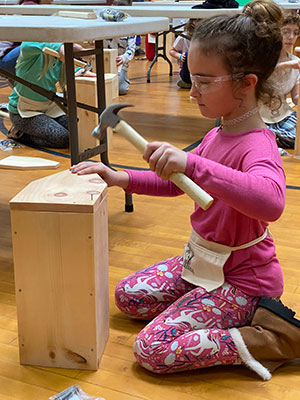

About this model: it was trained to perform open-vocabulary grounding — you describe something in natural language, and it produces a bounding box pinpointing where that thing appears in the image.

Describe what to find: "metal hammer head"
[92,103,133,140]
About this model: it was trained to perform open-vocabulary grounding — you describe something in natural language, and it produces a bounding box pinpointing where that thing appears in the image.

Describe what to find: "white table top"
[131,0,300,7]
[0,4,241,17]
[0,13,168,42]
[132,1,207,5]
[114,5,241,18]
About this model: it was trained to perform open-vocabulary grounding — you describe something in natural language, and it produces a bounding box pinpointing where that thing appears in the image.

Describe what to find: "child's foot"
[118,69,130,95]
[278,147,291,156]
[177,79,192,89]
[0,103,8,112]
[135,47,145,56]
[7,124,23,139]
[230,297,300,380]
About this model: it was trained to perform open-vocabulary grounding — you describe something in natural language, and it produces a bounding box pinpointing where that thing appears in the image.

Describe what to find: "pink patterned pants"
[115,256,259,373]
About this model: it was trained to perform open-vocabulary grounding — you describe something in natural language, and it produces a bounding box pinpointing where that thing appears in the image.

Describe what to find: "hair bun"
[243,0,283,25]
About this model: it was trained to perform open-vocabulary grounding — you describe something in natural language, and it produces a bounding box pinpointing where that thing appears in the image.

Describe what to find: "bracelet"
[180,54,182,61]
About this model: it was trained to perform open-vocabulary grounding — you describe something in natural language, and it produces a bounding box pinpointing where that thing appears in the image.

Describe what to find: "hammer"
[92,103,214,211]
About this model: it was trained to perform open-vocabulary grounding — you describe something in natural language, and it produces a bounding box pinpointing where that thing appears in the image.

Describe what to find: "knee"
[114,279,139,317]
[133,331,168,374]
[114,279,152,319]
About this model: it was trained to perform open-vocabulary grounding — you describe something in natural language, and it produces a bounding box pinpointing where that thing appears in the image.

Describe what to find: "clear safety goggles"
[190,72,246,94]
[281,28,300,38]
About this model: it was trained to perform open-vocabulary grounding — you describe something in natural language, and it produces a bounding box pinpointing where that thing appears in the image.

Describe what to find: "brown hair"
[185,19,201,39]
[282,10,300,28]
[191,11,282,103]
[243,0,283,25]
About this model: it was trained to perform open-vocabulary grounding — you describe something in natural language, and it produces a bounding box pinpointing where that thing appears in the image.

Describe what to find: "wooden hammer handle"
[43,47,87,68]
[115,120,214,210]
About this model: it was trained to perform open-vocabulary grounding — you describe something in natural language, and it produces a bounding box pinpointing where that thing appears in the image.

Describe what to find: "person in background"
[135,35,145,57]
[260,10,300,151]
[169,19,200,89]
[104,36,136,95]
[8,41,84,148]
[104,0,136,95]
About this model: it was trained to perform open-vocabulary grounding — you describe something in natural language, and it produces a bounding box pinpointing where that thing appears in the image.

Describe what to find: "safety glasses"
[281,28,300,38]
[190,72,246,94]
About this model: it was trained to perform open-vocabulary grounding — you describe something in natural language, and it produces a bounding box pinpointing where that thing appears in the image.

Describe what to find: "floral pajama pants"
[115,255,259,373]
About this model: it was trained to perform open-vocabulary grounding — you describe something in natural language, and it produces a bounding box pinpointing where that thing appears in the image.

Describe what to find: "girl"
[8,41,83,148]
[71,8,300,379]
[169,19,200,89]
[259,11,300,150]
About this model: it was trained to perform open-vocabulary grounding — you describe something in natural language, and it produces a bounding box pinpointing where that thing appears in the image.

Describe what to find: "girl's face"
[188,43,242,120]
[281,23,300,52]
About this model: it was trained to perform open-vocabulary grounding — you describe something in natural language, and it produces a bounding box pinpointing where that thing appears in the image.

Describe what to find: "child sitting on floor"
[169,19,200,89]
[104,36,136,95]
[259,10,300,150]
[7,41,84,148]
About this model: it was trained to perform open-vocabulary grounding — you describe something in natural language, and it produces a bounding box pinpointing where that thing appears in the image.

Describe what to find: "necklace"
[222,107,259,126]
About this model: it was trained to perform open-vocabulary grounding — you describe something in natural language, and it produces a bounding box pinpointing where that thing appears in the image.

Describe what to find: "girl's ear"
[239,73,258,93]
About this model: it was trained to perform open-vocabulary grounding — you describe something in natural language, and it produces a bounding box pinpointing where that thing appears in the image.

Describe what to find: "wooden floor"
[1,56,300,400]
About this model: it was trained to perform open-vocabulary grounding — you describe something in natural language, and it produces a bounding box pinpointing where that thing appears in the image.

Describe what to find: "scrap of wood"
[0,156,60,170]
[55,11,98,20]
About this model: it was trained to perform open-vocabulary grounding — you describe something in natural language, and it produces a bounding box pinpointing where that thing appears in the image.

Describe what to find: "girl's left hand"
[74,68,96,77]
[143,141,187,180]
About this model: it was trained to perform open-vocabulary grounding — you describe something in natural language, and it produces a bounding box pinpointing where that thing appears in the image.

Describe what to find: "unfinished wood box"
[75,74,118,153]
[91,48,118,75]
[78,46,118,75]
[10,170,109,370]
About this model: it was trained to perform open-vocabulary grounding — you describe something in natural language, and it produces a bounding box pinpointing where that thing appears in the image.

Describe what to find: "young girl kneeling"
[71,6,300,379]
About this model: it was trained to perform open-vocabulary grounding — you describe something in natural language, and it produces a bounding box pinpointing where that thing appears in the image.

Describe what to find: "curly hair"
[282,10,300,28]
[191,12,282,103]
[243,0,283,25]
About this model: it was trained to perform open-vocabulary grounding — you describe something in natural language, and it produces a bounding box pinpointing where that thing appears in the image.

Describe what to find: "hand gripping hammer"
[92,103,214,211]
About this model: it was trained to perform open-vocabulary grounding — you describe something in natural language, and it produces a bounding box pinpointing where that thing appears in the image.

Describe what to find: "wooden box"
[91,48,118,75]
[75,74,118,153]
[10,170,109,370]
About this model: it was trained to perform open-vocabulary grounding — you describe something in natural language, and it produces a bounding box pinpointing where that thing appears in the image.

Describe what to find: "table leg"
[147,31,173,83]
[94,40,133,212]
[64,43,80,165]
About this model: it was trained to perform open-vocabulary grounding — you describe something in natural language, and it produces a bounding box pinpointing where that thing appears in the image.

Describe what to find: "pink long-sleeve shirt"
[125,127,286,297]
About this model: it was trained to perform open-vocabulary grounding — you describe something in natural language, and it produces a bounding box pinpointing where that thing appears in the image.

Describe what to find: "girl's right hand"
[70,162,129,189]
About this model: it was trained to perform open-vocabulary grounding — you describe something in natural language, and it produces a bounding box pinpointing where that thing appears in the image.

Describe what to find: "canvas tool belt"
[16,89,65,119]
[182,228,269,292]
